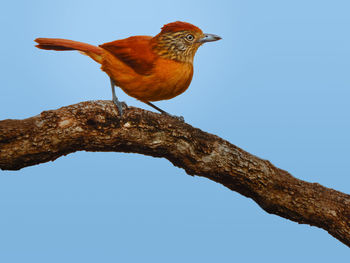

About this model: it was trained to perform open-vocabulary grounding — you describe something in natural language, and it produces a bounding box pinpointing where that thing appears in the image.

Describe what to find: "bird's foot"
[112,98,127,116]
[144,102,184,122]
[163,112,185,122]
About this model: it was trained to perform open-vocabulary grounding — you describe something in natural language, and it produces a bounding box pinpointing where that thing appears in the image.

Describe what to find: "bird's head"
[152,21,221,63]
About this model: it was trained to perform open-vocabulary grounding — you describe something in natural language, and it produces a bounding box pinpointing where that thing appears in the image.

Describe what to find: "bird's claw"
[163,112,185,122]
[112,98,127,116]
[174,115,185,122]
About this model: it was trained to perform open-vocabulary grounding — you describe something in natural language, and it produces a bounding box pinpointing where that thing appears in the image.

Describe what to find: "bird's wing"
[99,36,157,75]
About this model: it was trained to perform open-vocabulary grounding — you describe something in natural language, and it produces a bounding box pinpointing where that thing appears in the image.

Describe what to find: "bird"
[35,21,221,118]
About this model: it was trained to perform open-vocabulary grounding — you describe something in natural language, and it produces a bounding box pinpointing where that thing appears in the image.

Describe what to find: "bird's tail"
[35,38,103,63]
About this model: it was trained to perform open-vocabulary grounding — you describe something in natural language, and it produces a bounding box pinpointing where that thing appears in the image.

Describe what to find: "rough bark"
[0,100,349,247]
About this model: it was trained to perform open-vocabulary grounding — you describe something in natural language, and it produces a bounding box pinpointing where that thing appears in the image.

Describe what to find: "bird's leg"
[110,78,126,116]
[145,102,184,122]
[145,102,167,114]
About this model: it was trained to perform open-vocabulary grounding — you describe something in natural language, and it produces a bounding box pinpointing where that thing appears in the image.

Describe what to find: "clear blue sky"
[1,0,349,261]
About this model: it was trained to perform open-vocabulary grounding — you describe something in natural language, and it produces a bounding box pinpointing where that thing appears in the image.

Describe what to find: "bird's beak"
[198,33,222,43]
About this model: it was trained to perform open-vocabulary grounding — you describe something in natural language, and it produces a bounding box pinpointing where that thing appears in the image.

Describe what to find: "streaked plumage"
[35,21,221,115]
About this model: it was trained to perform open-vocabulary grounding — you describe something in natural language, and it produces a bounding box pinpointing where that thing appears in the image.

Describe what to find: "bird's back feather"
[99,36,157,75]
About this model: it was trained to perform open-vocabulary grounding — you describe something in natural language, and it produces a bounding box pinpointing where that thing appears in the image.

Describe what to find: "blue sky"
[1,0,349,261]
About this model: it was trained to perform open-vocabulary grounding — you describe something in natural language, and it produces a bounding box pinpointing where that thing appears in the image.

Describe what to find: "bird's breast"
[145,59,193,101]
[101,52,193,102]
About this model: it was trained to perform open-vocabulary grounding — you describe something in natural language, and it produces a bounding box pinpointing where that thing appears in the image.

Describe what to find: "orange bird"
[35,21,221,117]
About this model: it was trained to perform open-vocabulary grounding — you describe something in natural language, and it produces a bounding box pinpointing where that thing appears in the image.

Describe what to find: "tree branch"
[1,100,349,247]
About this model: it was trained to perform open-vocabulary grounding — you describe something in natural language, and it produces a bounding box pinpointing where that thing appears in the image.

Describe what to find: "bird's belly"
[101,55,193,102]
[134,62,193,102]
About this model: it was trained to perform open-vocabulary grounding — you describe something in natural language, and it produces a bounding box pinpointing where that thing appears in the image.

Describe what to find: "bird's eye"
[185,34,194,41]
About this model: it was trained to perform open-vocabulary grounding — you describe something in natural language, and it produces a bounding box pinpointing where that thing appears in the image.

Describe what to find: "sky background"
[0,0,349,261]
